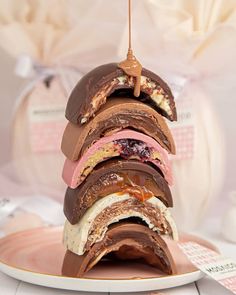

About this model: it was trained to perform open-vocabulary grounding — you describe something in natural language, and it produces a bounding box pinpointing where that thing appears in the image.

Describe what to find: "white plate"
[0,227,216,293]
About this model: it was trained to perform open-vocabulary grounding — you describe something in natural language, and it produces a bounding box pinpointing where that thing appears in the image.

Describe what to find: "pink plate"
[0,226,217,293]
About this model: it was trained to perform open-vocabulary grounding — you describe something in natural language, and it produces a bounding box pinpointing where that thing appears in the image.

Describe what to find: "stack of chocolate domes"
[61,63,178,277]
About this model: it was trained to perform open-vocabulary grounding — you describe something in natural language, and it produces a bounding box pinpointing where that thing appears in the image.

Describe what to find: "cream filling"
[117,75,171,116]
[82,75,171,123]
[63,193,178,255]
[80,142,161,181]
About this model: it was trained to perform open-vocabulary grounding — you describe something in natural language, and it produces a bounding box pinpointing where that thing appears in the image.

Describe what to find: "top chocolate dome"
[65,63,177,124]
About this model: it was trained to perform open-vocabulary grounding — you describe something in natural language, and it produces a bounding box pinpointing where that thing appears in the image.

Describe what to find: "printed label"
[179,242,236,294]
[27,69,81,153]
[27,77,68,153]
[169,94,194,160]
[28,106,66,153]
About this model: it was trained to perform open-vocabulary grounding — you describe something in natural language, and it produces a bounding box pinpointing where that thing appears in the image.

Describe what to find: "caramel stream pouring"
[118,0,142,97]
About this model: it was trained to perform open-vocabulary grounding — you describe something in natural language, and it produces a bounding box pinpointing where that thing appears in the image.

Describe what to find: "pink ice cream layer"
[62,130,172,188]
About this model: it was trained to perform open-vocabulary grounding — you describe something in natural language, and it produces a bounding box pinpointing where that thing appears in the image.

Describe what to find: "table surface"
[1,216,235,295]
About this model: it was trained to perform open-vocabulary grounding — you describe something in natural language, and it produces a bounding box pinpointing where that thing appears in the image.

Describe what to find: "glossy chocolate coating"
[65,63,176,124]
[62,98,175,161]
[62,222,177,277]
[64,159,173,224]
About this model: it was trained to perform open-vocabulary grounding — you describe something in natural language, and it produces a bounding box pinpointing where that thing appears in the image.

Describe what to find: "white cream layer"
[63,193,178,255]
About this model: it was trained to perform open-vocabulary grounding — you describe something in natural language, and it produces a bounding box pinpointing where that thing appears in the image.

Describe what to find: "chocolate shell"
[65,63,177,124]
[62,222,177,277]
[62,98,175,161]
[64,159,173,225]
[63,193,178,256]
[62,129,172,188]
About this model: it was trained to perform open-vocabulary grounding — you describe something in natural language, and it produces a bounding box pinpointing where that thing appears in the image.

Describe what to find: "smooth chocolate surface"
[64,159,173,224]
[65,63,176,124]
[62,222,177,277]
[62,98,175,161]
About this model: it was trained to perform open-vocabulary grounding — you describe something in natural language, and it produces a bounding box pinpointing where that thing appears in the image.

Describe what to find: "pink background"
[0,45,235,213]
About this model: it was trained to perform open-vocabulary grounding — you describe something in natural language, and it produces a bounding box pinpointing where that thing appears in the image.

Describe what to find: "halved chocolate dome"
[64,159,173,224]
[62,129,173,188]
[62,98,175,160]
[63,192,178,256]
[65,63,177,124]
[62,222,177,277]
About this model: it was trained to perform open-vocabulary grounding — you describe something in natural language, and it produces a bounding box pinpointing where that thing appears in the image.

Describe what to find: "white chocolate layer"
[63,193,178,255]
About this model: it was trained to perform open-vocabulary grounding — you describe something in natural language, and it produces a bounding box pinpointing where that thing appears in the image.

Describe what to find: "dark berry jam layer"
[113,139,151,161]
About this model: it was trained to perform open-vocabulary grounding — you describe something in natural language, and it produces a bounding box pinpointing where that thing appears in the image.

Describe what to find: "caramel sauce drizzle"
[115,1,150,202]
[121,185,154,202]
[118,0,142,97]
[116,173,154,202]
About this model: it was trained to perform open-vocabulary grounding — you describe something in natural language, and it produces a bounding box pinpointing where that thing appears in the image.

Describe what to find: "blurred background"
[0,0,236,242]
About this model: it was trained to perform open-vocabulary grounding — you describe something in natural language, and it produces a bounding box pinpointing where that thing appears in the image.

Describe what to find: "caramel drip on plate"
[118,0,142,97]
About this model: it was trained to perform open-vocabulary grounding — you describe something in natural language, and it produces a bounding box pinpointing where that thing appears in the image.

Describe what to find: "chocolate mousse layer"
[65,63,176,124]
[64,159,173,224]
[62,222,177,277]
[62,98,175,161]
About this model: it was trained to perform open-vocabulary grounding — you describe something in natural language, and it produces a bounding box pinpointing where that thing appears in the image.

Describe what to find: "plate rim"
[0,226,208,294]
[0,257,203,281]
[0,226,207,281]
[0,259,205,292]
[0,227,209,292]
